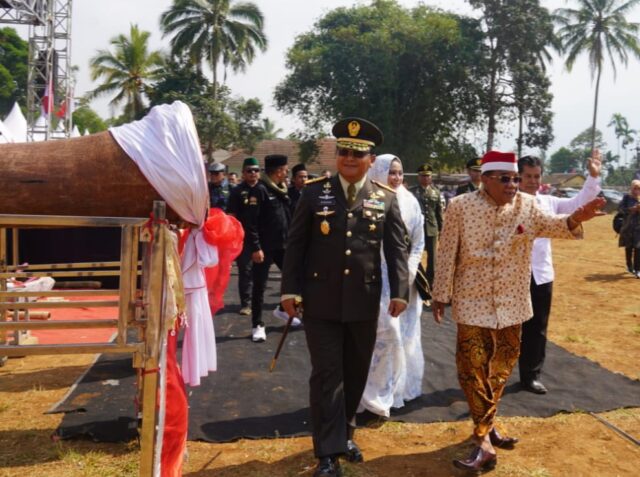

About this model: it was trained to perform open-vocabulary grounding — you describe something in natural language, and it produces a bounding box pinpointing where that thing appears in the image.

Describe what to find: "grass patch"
[564,335,591,345]
[496,464,552,477]
[56,445,137,477]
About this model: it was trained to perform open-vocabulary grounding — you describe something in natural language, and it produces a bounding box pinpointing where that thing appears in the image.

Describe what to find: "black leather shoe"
[313,457,342,477]
[489,428,519,449]
[345,439,364,463]
[452,446,497,473]
[522,379,547,394]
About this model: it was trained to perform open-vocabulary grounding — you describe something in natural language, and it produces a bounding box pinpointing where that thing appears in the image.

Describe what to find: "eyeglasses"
[488,174,522,184]
[337,148,369,159]
[244,168,260,173]
[210,171,223,175]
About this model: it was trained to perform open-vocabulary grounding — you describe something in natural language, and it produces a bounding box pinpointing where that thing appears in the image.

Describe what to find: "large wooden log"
[0,132,178,220]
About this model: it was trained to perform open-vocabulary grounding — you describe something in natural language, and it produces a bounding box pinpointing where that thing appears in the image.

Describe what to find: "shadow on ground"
[184,440,476,477]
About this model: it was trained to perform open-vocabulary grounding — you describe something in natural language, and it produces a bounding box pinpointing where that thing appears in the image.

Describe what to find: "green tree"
[88,24,164,121]
[570,126,605,161]
[72,104,107,134]
[0,27,28,117]
[275,0,485,169]
[148,60,264,158]
[469,0,557,151]
[555,0,640,154]
[160,0,267,99]
[548,146,582,173]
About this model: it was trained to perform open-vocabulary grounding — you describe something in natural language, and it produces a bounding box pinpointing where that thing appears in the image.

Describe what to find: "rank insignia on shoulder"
[371,180,396,194]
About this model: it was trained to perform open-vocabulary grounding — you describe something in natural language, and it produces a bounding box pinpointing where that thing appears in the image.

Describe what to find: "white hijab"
[368,153,404,193]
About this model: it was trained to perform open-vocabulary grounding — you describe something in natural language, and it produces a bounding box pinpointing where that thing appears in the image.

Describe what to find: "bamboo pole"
[139,202,166,477]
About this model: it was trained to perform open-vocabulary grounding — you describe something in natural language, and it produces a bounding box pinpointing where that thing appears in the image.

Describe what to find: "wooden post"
[138,202,167,477]
[0,228,7,366]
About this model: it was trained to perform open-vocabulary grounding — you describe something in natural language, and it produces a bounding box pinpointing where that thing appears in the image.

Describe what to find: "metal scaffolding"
[0,0,73,141]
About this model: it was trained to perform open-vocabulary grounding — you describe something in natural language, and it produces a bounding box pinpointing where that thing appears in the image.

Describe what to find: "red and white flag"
[41,79,54,116]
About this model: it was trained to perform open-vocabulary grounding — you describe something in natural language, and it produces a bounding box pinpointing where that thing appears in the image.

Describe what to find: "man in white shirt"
[517,153,602,394]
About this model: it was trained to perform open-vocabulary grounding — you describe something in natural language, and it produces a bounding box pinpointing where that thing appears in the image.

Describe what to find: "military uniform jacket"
[288,185,302,214]
[410,185,443,237]
[281,176,409,323]
[455,181,479,196]
[245,180,291,253]
[209,181,231,210]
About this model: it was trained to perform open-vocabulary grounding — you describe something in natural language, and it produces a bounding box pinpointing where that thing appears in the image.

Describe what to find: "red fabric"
[481,150,517,165]
[202,208,244,315]
[160,324,188,477]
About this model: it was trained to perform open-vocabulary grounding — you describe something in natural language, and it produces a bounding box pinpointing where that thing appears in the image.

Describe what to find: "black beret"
[332,117,383,151]
[291,163,306,176]
[265,154,288,168]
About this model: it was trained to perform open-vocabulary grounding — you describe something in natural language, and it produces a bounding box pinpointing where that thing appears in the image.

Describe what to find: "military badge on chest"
[241,190,249,205]
[316,206,335,235]
[363,193,385,232]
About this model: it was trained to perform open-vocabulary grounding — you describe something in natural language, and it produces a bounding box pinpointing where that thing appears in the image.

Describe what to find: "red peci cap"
[481,151,518,174]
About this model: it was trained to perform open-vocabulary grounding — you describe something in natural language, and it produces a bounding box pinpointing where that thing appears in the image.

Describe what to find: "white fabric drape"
[360,154,425,417]
[110,101,217,386]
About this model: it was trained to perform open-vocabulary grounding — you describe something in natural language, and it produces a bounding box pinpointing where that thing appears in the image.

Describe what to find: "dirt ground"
[0,216,639,477]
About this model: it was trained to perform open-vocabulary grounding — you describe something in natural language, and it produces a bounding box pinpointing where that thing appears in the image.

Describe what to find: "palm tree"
[608,112,628,156]
[554,0,640,154]
[260,117,283,140]
[88,25,164,121]
[160,0,267,99]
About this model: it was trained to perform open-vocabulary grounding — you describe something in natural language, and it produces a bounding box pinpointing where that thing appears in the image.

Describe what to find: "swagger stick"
[269,298,302,372]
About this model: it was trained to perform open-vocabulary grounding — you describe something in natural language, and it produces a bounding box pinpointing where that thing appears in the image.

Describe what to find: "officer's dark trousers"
[424,235,437,287]
[251,249,285,328]
[519,276,553,383]
[304,318,377,458]
[236,246,253,308]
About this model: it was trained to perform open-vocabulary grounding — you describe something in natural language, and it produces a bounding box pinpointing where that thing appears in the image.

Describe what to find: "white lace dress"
[359,155,425,417]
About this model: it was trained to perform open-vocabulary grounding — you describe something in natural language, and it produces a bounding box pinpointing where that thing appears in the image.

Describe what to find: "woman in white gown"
[359,154,426,417]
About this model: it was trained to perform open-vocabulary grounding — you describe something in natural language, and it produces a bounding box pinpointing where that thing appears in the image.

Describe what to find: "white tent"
[0,118,14,143]
[71,125,81,137]
[3,102,27,143]
[32,114,47,142]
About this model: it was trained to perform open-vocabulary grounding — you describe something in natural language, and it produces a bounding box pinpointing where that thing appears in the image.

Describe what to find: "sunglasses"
[488,174,522,184]
[244,168,260,173]
[337,148,369,159]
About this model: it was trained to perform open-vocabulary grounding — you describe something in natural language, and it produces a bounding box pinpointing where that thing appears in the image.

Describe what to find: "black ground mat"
[52,268,640,442]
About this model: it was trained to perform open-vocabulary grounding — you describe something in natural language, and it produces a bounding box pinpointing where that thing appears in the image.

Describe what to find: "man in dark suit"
[456,157,482,195]
[288,163,308,213]
[245,154,295,342]
[410,164,443,289]
[227,157,261,316]
[281,118,409,477]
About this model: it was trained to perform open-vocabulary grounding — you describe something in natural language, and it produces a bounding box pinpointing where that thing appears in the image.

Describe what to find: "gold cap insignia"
[348,121,361,137]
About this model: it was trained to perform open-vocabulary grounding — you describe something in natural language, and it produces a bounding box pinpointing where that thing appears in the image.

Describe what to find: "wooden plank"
[0,319,118,330]
[0,270,140,278]
[0,300,119,309]
[0,342,142,356]
[0,290,120,298]
[0,215,148,228]
[5,261,126,271]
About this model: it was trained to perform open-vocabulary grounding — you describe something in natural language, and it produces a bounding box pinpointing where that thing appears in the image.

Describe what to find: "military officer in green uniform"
[455,157,483,196]
[410,164,443,288]
[281,117,409,477]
